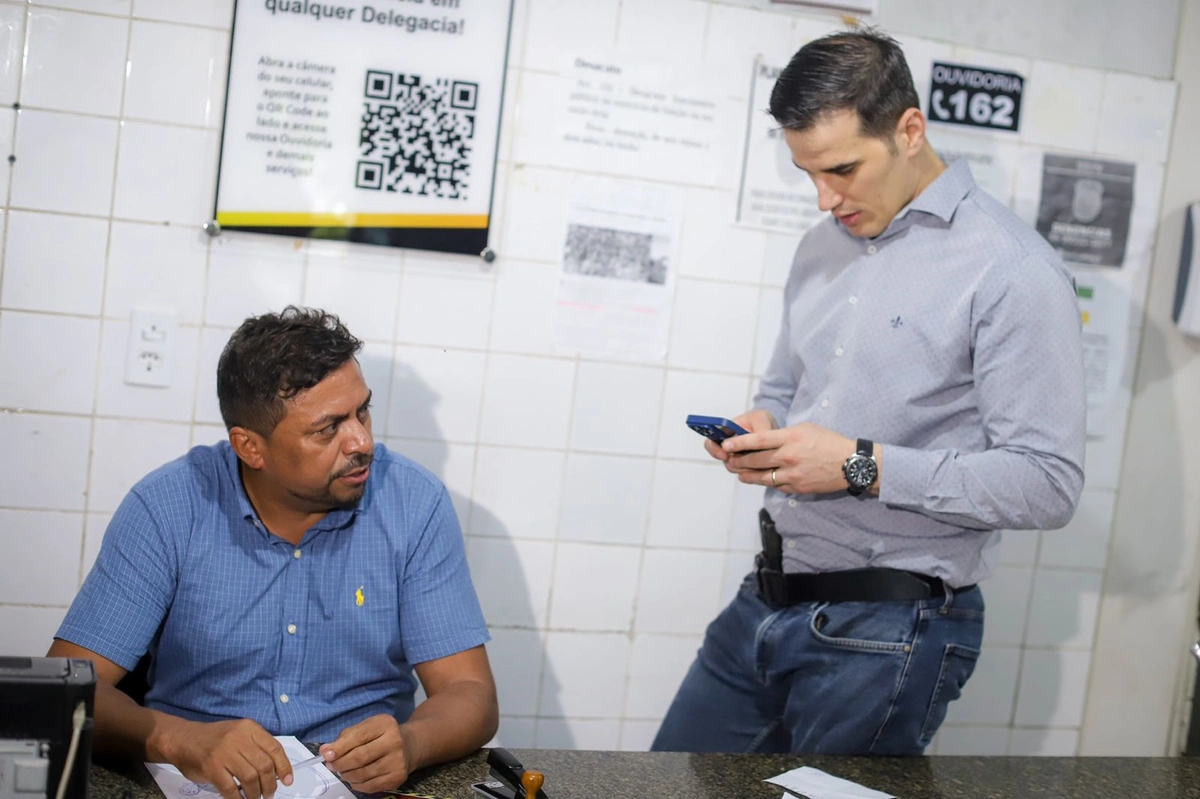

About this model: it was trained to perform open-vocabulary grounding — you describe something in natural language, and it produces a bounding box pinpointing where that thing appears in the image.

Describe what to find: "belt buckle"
[754,553,788,607]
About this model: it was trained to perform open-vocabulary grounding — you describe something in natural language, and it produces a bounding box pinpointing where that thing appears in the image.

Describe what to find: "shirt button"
[821,399,829,408]
[786,540,796,549]
[293,549,302,559]
[279,694,290,704]
[835,347,844,356]
[848,296,858,305]
[287,624,297,635]
[788,499,797,508]
[867,245,877,254]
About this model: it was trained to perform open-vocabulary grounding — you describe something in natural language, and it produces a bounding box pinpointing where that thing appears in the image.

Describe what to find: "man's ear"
[895,107,928,158]
[229,426,267,470]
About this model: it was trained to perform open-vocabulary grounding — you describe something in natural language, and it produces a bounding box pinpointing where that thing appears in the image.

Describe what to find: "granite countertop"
[90,748,1200,799]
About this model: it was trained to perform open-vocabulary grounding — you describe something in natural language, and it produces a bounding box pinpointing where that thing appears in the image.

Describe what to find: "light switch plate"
[124,309,178,388]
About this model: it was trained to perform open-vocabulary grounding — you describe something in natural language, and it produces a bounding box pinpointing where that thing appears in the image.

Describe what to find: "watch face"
[845,454,878,488]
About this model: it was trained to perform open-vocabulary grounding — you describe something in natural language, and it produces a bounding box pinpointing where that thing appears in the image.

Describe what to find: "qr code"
[357,70,477,199]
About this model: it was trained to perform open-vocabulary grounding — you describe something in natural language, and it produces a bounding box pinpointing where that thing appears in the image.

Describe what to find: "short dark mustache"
[335,452,374,478]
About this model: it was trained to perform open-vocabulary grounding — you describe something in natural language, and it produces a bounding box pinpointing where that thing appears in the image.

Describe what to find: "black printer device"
[0,657,96,799]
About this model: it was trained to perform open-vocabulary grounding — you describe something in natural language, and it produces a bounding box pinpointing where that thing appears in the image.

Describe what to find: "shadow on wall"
[366,353,568,750]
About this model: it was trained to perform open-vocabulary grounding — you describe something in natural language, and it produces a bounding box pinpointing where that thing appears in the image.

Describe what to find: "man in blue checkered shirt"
[50,307,496,799]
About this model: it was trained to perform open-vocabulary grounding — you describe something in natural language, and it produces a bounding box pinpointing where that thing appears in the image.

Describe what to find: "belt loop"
[939,580,954,613]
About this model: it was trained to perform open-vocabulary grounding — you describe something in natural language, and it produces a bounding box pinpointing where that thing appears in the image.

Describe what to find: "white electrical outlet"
[124,309,178,388]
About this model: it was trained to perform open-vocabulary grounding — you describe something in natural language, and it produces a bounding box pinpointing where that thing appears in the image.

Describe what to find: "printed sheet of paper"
[146,736,349,799]
[1070,267,1133,435]
[735,60,823,236]
[765,766,895,799]
[540,53,724,186]
[553,176,684,362]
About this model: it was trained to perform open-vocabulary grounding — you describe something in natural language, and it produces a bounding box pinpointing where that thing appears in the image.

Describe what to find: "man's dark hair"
[217,306,363,436]
[768,28,920,143]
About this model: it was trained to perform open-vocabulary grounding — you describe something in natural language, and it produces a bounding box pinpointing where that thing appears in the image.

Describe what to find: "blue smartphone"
[686,414,750,444]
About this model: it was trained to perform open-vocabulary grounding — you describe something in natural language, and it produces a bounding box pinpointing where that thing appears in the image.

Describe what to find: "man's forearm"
[399,680,499,772]
[92,681,190,763]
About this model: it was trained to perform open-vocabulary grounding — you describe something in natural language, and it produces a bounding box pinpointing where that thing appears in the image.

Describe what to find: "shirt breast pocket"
[313,574,400,662]
[863,299,973,402]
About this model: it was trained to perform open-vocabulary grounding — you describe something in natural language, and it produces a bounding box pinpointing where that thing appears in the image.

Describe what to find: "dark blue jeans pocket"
[920,643,981,744]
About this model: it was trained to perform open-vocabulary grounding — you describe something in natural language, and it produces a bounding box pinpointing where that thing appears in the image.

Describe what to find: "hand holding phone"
[686,414,751,444]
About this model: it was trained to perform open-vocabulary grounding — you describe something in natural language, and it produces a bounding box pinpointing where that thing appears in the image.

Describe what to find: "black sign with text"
[928,61,1024,133]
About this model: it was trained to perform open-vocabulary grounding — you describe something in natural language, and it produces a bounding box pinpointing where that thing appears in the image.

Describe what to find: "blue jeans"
[651,575,984,754]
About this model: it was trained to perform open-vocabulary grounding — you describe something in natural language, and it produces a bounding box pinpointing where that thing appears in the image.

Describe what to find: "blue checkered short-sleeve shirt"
[57,441,489,743]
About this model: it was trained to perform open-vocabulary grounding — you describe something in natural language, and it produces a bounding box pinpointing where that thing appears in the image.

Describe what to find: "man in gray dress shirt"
[652,29,1085,755]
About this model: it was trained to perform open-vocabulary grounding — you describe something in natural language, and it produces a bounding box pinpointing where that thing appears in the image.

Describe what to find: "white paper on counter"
[764,765,895,799]
[145,735,349,799]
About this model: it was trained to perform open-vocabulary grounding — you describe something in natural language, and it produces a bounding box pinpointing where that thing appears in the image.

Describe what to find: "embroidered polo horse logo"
[355,586,365,607]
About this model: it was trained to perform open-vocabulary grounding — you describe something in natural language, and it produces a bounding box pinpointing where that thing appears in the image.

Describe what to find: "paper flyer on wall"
[1071,267,1133,435]
[735,59,823,236]
[536,52,724,186]
[553,177,683,362]
[1036,155,1136,267]
[212,0,514,254]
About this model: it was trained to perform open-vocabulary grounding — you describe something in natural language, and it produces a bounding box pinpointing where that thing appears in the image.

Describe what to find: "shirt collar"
[904,157,975,224]
[845,157,976,243]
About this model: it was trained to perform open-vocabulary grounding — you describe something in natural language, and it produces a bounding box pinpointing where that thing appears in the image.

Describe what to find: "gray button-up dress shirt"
[755,158,1086,587]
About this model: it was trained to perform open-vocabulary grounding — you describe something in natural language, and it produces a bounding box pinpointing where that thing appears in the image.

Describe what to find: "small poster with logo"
[927,61,1024,133]
[1036,154,1135,267]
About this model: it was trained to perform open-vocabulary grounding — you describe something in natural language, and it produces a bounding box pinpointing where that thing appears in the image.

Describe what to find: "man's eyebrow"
[310,391,373,430]
[794,159,860,174]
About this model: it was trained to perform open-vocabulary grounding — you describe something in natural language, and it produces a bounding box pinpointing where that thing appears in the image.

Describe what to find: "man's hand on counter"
[318,714,413,793]
[160,718,294,799]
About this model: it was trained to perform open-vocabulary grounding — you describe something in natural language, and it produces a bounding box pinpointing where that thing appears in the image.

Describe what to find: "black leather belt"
[755,509,973,606]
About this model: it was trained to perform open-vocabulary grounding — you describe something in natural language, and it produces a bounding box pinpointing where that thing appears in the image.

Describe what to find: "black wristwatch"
[842,438,878,496]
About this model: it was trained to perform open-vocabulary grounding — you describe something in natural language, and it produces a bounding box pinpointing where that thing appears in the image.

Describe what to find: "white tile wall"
[0,0,1181,757]
[540,632,629,718]
[0,412,91,511]
[113,122,220,225]
[105,222,210,324]
[0,4,26,106]
[133,0,233,28]
[934,725,1011,756]
[0,509,83,604]
[11,110,119,215]
[470,446,565,540]
[87,418,191,512]
[0,605,69,656]
[0,311,100,414]
[478,354,576,448]
[558,453,654,545]
[21,9,128,116]
[568,362,664,456]
[123,21,228,128]
[646,460,737,549]
[548,543,641,631]
[536,718,620,750]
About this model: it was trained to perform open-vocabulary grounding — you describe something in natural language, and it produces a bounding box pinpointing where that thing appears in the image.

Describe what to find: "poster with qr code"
[212,0,513,255]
